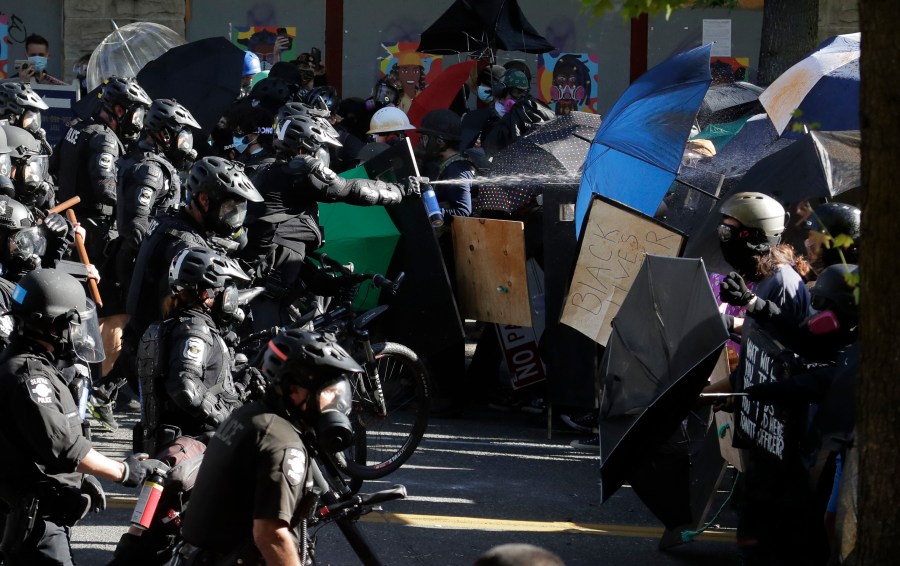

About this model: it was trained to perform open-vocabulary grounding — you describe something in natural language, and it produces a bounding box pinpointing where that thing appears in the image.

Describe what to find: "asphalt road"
[74,405,739,566]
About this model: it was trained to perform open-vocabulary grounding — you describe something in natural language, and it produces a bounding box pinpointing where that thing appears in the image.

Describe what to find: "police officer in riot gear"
[0,193,71,282]
[0,269,162,565]
[0,81,52,156]
[176,329,360,565]
[114,99,201,303]
[2,124,55,209]
[51,76,152,266]
[135,247,250,454]
[96,157,262,411]
[245,104,422,330]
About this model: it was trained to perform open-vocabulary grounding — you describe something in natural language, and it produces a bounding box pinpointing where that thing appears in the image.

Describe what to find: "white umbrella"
[86,21,185,91]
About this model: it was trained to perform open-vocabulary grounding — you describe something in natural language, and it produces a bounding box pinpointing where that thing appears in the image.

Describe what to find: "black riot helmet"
[372,75,402,109]
[305,86,339,116]
[1,124,51,207]
[168,246,250,293]
[10,268,105,362]
[99,76,153,139]
[144,98,201,168]
[805,203,861,267]
[169,246,251,324]
[249,76,292,113]
[0,82,49,134]
[184,157,263,237]
[0,194,46,277]
[811,263,859,322]
[276,101,330,123]
[273,113,342,156]
[419,109,462,142]
[261,328,361,451]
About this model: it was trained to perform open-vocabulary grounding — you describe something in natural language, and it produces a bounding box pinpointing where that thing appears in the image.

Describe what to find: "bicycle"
[238,254,432,483]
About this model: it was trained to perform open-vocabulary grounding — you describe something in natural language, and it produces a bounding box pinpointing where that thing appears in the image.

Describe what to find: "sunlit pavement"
[74,406,738,565]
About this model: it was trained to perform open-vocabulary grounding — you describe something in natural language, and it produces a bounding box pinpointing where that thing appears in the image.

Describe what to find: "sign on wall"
[561,195,684,346]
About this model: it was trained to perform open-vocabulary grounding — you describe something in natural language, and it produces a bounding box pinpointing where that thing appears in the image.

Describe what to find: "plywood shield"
[451,216,530,327]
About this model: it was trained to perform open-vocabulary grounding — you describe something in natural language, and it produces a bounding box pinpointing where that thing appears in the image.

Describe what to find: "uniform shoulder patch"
[138,187,154,207]
[282,447,306,486]
[182,337,207,365]
[98,152,115,171]
[28,376,55,404]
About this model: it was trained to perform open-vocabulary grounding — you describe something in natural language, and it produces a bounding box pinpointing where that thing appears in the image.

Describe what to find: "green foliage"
[580,0,739,20]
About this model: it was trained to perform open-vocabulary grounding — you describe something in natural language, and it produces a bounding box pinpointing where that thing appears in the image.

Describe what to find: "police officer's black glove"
[720,272,755,307]
[403,176,426,197]
[43,212,70,236]
[120,453,166,488]
[81,474,107,513]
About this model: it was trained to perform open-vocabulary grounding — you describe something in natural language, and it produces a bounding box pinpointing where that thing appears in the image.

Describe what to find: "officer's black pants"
[3,519,73,566]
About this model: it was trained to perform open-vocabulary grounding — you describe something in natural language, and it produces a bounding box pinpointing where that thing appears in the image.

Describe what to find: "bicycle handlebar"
[317,485,407,518]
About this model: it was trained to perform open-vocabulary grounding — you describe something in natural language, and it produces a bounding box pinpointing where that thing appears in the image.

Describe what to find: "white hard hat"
[367,106,414,135]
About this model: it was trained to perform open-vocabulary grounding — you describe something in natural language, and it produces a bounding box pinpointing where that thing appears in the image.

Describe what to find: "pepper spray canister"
[421,184,444,228]
[130,469,166,530]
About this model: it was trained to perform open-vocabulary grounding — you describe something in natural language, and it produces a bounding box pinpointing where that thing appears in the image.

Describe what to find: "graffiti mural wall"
[378,41,443,112]
[537,52,599,115]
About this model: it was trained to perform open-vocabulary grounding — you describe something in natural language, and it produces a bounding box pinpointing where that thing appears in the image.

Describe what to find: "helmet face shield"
[9,226,47,259]
[22,154,48,186]
[70,300,105,363]
[176,128,194,153]
[21,109,42,133]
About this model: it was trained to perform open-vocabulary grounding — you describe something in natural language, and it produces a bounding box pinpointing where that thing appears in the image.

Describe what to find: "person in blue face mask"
[16,34,65,86]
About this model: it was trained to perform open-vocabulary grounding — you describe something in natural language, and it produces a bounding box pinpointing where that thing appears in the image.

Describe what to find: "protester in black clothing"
[306,86,364,173]
[228,103,276,174]
[480,68,554,156]
[178,329,360,565]
[0,269,161,565]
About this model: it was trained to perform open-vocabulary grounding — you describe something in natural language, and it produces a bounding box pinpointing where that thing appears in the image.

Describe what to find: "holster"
[0,493,39,554]
[171,540,264,566]
[38,484,92,528]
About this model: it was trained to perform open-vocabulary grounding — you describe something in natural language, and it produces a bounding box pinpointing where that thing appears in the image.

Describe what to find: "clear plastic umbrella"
[86,21,185,91]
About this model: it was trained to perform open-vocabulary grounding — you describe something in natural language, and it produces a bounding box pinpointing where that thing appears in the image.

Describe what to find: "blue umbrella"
[575,44,712,235]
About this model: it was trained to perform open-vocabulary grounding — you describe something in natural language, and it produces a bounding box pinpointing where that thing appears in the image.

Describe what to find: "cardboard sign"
[31,81,79,149]
[561,196,684,346]
[452,216,530,327]
[710,348,746,472]
[733,328,799,461]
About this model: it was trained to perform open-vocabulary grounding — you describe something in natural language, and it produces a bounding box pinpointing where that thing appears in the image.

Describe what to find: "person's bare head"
[473,543,565,566]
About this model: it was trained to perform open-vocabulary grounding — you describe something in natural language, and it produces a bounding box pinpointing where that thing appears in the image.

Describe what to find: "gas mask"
[307,376,354,453]
[118,104,147,140]
[717,222,768,281]
[167,127,197,171]
[19,109,42,134]
[1,226,46,275]
[206,196,248,237]
[211,283,241,326]
[13,154,52,207]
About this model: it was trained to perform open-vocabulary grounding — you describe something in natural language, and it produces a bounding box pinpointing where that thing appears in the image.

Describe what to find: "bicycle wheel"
[340,342,431,479]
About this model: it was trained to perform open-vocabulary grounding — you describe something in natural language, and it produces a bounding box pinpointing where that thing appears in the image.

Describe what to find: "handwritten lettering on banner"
[735,329,795,461]
[561,197,684,346]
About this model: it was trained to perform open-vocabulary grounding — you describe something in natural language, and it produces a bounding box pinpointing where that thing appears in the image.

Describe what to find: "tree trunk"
[756,0,820,85]
[858,0,900,563]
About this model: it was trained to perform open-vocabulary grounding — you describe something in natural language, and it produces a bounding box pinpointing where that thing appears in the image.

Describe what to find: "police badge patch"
[182,337,206,365]
[282,448,306,486]
[28,377,54,404]
[98,152,114,171]
[138,187,154,207]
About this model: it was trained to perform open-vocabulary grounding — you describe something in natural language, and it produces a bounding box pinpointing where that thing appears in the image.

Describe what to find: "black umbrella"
[417,0,555,55]
[736,130,861,201]
[703,113,794,182]
[475,111,600,214]
[137,37,244,135]
[697,81,763,128]
[598,255,728,502]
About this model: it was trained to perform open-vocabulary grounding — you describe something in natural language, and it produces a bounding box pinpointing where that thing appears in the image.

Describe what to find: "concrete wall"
[1,0,860,111]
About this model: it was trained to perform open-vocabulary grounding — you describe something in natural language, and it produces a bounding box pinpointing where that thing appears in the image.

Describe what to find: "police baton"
[47,195,82,215]
[65,208,103,308]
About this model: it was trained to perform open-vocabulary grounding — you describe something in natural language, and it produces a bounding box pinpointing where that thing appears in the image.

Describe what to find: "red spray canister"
[130,468,166,530]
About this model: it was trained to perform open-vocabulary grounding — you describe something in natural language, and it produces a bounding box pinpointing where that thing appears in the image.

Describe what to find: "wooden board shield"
[561,195,685,346]
[451,216,530,327]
